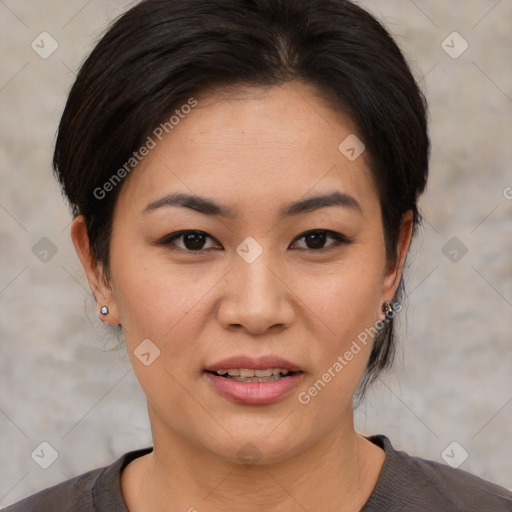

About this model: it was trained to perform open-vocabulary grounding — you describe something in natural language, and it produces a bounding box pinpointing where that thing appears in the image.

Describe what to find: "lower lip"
[204,372,304,405]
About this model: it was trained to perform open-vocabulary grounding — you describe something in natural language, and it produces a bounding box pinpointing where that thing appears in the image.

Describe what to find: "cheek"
[109,247,215,424]
[109,239,218,351]
[302,254,384,343]
[292,252,385,404]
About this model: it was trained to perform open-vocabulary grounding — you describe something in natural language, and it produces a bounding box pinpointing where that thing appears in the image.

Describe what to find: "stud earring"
[100,306,109,315]
[382,301,393,317]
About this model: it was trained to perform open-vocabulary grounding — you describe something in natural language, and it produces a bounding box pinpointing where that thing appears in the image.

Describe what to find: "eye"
[156,229,352,253]
[290,229,352,251]
[156,230,220,251]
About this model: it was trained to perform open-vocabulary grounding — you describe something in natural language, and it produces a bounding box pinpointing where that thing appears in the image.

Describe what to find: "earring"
[382,301,393,317]
[100,306,109,315]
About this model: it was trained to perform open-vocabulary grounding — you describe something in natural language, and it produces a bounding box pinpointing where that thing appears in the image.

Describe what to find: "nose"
[217,249,296,335]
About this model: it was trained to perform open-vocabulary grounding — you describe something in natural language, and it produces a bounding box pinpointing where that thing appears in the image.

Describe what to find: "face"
[74,81,411,465]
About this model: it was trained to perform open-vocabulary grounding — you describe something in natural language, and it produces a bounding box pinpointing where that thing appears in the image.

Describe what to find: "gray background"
[1,0,511,506]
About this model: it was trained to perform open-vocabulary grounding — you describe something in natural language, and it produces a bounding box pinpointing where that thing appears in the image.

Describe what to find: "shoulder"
[362,435,512,512]
[1,448,153,512]
[1,467,103,512]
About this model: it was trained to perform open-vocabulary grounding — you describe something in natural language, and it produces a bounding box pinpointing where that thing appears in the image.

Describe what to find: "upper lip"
[204,355,303,372]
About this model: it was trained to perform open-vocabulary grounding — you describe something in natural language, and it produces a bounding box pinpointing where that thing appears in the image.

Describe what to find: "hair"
[53,0,430,398]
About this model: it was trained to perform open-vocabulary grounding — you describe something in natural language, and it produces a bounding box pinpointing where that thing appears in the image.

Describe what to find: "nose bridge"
[235,235,281,303]
[218,235,294,332]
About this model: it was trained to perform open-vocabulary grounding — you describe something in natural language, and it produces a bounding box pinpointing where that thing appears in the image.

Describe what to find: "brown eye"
[157,231,219,251]
[157,229,351,253]
[291,230,351,251]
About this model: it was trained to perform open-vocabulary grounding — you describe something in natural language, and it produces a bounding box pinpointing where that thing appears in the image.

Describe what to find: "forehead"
[116,81,379,218]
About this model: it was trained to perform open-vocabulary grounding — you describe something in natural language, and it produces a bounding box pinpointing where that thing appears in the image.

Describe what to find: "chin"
[201,427,313,467]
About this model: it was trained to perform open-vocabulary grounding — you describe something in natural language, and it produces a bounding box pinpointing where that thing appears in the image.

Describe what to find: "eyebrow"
[142,190,362,218]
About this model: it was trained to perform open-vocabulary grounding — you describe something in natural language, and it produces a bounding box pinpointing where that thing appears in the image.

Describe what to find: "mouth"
[203,356,305,405]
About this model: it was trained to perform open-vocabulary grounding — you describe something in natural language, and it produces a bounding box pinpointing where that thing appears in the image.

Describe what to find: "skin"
[72,81,413,512]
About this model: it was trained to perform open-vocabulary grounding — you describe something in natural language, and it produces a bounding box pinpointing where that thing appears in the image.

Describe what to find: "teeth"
[230,375,282,382]
[254,369,273,377]
[215,368,291,377]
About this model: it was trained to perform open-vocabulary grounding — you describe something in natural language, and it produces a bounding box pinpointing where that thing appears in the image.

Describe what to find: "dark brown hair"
[53,0,430,397]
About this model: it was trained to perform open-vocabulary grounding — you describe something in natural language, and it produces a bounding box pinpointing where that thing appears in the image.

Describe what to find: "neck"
[121,409,384,512]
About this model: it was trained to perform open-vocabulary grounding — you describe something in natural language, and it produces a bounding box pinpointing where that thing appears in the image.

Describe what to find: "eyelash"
[156,229,352,253]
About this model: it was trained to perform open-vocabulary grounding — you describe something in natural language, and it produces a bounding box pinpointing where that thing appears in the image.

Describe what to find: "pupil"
[185,233,205,250]
[307,231,326,249]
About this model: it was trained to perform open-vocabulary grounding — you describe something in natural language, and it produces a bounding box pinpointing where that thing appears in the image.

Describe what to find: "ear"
[380,210,414,307]
[70,215,120,324]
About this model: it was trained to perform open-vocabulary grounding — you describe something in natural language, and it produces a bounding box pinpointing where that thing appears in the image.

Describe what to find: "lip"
[203,354,305,405]
[204,355,303,372]
[204,371,304,405]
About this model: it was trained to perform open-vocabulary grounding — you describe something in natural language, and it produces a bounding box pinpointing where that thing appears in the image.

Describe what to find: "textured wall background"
[1,0,511,506]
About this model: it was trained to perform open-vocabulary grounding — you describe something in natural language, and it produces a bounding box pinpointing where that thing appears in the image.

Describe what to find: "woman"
[4,0,511,510]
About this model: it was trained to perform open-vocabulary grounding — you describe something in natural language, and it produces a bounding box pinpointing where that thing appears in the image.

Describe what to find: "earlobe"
[70,215,119,324]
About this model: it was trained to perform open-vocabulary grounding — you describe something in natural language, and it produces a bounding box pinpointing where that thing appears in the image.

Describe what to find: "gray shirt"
[2,435,511,511]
